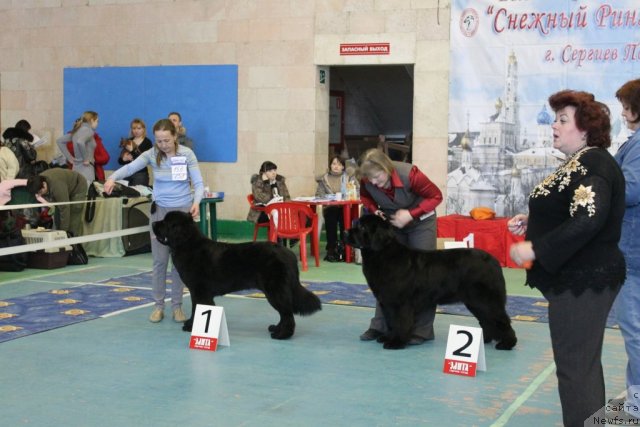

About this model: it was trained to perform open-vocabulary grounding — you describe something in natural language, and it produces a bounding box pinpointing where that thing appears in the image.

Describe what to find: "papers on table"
[293,196,339,202]
[254,196,284,206]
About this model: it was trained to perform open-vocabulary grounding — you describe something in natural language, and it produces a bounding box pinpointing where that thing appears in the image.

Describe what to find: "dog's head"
[346,214,396,251]
[152,211,199,248]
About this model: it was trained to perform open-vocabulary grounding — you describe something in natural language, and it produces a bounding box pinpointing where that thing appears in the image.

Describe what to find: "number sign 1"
[443,325,486,377]
[189,304,230,351]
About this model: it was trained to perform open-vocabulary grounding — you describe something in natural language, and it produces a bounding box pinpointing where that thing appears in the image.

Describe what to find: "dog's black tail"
[293,284,322,316]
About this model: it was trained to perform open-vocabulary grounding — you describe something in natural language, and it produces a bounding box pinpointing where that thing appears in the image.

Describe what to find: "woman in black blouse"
[118,118,153,186]
[508,90,626,427]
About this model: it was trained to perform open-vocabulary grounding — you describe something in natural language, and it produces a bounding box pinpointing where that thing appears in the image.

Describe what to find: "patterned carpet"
[0,271,617,343]
[0,283,152,343]
[235,282,617,328]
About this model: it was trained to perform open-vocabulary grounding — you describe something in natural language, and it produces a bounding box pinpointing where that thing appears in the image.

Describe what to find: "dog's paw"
[268,324,277,332]
[270,330,293,340]
[383,340,407,350]
[182,320,193,332]
[270,326,294,339]
[376,334,390,343]
[495,339,516,350]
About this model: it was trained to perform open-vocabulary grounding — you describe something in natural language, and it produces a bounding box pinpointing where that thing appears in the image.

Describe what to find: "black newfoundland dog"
[346,214,517,350]
[152,211,321,339]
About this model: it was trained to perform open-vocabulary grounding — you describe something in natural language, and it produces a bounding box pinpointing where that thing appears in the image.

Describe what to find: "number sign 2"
[189,304,230,351]
[443,325,486,377]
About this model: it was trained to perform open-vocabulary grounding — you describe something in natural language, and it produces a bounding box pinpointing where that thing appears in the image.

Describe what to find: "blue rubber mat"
[235,281,617,329]
[0,271,617,343]
[0,283,152,343]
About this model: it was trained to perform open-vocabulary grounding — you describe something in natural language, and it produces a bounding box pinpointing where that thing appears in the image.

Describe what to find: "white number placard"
[171,156,188,181]
[443,324,486,377]
[189,304,230,351]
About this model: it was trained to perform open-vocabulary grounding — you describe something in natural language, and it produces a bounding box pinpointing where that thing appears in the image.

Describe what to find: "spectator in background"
[15,119,47,148]
[26,168,88,238]
[17,115,66,169]
[118,118,153,186]
[247,161,290,225]
[247,161,298,248]
[168,112,194,149]
[91,131,110,182]
[70,111,99,184]
[56,112,106,182]
[1,123,37,178]
[608,79,640,422]
[315,156,358,262]
[0,144,20,181]
[0,178,27,206]
[56,118,81,167]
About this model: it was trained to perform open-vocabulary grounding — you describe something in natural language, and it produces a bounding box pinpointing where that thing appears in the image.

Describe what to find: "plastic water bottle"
[346,182,357,200]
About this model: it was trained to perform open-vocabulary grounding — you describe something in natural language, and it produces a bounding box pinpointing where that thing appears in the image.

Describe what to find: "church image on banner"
[447,48,630,218]
[448,51,569,217]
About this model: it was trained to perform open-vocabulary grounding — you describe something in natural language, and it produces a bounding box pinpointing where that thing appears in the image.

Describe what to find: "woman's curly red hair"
[548,90,611,148]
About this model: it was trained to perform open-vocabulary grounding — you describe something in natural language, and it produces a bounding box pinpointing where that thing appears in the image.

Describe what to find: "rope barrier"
[0,196,154,257]
[0,197,120,211]
[0,225,151,257]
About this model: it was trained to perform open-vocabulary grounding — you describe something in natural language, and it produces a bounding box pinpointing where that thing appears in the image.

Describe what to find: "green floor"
[0,227,625,427]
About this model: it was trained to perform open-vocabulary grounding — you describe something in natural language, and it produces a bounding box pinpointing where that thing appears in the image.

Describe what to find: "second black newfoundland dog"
[152,211,321,339]
[346,214,517,350]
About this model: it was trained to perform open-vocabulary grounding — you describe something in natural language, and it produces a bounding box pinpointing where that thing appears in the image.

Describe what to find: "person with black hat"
[2,123,37,178]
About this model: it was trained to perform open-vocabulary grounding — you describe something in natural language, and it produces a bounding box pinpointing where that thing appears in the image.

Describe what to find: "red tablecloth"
[293,199,361,263]
[437,214,524,268]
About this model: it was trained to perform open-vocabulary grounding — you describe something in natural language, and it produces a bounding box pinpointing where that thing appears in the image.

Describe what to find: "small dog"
[119,138,139,161]
[152,211,321,339]
[346,214,517,350]
[119,137,135,153]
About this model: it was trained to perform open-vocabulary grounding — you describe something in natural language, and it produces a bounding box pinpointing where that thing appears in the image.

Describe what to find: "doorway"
[327,65,414,161]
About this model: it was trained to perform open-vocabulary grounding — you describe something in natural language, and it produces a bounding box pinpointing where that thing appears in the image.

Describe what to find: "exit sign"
[340,43,390,56]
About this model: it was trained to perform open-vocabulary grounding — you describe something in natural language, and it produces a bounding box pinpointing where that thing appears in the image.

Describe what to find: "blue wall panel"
[63,65,238,169]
